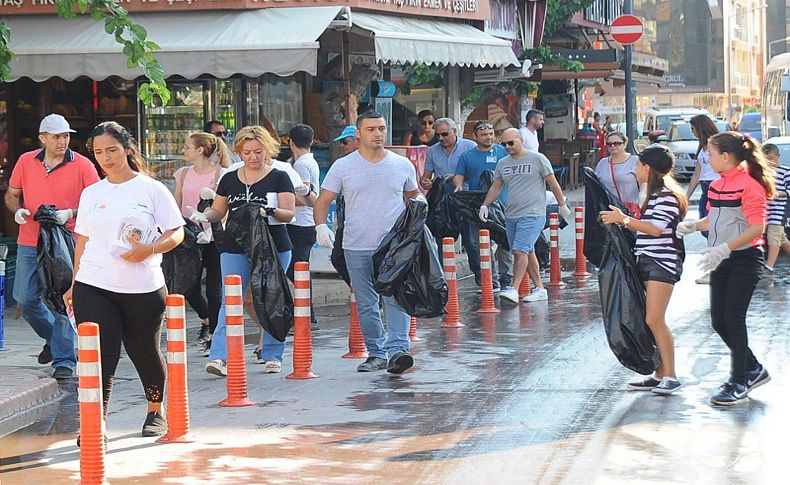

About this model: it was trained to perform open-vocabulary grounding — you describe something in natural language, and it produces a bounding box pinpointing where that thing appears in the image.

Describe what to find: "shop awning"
[4,7,345,81]
[350,12,520,68]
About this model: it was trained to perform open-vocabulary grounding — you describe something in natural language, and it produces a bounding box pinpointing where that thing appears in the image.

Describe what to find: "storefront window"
[390,67,445,145]
[259,74,303,145]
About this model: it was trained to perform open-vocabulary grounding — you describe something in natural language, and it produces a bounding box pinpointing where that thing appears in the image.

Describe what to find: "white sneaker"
[205,359,227,377]
[499,287,519,303]
[523,287,548,302]
[263,361,282,374]
[695,274,710,284]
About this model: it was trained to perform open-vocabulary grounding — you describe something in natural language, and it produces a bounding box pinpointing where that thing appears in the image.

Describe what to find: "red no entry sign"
[610,15,644,45]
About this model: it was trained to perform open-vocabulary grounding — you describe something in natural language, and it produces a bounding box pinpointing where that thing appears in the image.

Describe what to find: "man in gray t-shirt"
[480,128,571,304]
[314,112,420,375]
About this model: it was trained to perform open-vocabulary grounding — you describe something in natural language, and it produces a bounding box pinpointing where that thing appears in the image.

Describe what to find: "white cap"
[39,114,76,134]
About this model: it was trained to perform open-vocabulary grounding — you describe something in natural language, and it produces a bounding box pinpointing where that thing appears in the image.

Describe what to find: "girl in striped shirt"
[676,132,775,405]
[600,144,688,394]
[761,143,790,273]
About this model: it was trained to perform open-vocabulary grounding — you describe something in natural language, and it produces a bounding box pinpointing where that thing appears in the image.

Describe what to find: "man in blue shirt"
[454,120,513,291]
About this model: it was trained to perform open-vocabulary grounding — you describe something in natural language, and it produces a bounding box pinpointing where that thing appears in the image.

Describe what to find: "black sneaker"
[196,325,210,346]
[745,365,771,392]
[38,344,53,365]
[52,367,74,380]
[356,357,388,372]
[310,321,320,332]
[142,411,167,437]
[710,382,749,406]
[651,377,682,395]
[386,352,414,375]
[628,375,661,391]
[474,273,482,286]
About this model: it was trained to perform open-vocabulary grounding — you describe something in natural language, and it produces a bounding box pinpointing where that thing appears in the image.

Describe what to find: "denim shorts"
[636,255,681,284]
[506,215,546,253]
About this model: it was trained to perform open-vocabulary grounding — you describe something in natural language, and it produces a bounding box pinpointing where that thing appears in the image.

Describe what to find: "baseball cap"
[638,144,674,174]
[39,114,76,134]
[333,125,357,142]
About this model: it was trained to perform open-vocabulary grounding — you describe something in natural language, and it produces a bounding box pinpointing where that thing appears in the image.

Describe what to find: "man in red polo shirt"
[5,114,100,380]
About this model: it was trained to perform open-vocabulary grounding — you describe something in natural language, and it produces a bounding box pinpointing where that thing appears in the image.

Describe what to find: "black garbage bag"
[535,232,550,269]
[34,205,75,316]
[449,190,510,250]
[330,195,351,286]
[372,198,448,318]
[597,221,658,375]
[426,180,460,240]
[162,220,202,295]
[225,203,293,342]
[583,167,635,267]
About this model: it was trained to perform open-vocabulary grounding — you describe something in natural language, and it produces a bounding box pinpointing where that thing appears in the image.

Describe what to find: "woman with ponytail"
[174,132,231,351]
[676,132,775,405]
[600,144,688,394]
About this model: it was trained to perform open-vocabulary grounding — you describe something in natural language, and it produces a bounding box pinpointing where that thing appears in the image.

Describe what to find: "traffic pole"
[477,229,500,313]
[518,271,531,298]
[220,275,255,407]
[0,261,5,350]
[548,213,565,287]
[573,207,591,277]
[409,316,420,342]
[158,294,193,443]
[287,262,318,379]
[342,288,368,359]
[440,237,464,328]
[77,322,108,485]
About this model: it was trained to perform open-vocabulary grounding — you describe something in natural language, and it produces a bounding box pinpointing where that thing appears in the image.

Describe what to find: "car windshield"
[657,116,682,132]
[775,143,790,162]
[670,124,696,141]
[739,115,761,131]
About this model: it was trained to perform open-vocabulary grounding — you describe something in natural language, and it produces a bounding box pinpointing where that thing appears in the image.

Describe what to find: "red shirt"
[706,164,767,249]
[9,149,100,247]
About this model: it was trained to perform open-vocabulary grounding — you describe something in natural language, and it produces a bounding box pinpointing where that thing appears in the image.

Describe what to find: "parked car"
[737,112,762,141]
[640,107,710,144]
[664,120,729,179]
[761,136,790,161]
[614,121,644,136]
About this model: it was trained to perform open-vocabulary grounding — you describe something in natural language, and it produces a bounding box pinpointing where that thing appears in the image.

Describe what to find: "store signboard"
[0,0,490,19]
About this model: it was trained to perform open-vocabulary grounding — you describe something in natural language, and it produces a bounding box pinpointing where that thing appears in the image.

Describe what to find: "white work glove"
[412,193,428,205]
[294,184,311,196]
[558,204,571,221]
[316,223,335,248]
[54,208,73,225]
[676,220,699,238]
[698,243,731,273]
[478,205,489,222]
[14,208,30,224]
[186,206,209,224]
[199,187,216,200]
[196,231,211,245]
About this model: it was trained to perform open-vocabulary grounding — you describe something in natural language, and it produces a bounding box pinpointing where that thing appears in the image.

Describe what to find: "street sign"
[610,15,644,45]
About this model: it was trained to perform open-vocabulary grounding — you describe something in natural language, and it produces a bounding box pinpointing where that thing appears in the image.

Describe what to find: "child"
[761,143,790,273]
[676,132,774,405]
[600,144,687,394]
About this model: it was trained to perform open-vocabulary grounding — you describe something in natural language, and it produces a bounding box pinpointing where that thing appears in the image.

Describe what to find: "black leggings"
[286,224,317,323]
[73,281,167,416]
[709,247,763,385]
[184,241,222,333]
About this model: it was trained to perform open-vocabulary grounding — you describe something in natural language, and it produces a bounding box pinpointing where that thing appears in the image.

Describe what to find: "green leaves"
[545,0,598,37]
[0,1,170,107]
[401,64,443,95]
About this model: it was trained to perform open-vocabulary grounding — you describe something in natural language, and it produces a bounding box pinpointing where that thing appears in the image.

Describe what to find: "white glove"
[196,231,211,245]
[412,193,428,205]
[558,204,571,221]
[676,220,699,238]
[294,184,311,196]
[14,208,30,224]
[316,223,335,248]
[698,243,731,273]
[199,187,216,200]
[186,206,209,224]
[479,205,489,222]
[54,208,73,225]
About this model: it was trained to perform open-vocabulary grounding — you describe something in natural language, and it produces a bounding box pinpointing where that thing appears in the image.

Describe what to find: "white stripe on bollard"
[167,352,186,364]
[78,388,102,403]
[226,304,244,317]
[77,362,100,377]
[226,325,245,337]
[78,335,100,349]
[225,284,243,296]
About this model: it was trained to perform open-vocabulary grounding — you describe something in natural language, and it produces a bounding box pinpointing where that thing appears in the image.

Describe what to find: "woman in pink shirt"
[173,132,230,353]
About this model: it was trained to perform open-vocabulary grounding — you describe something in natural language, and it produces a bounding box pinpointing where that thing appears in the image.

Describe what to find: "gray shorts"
[636,255,681,284]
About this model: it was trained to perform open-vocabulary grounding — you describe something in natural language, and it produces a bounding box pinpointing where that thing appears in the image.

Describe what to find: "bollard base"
[286,371,319,379]
[341,351,368,359]
[548,281,567,287]
[440,321,465,328]
[477,307,501,314]
[157,433,195,444]
[219,397,256,407]
[573,271,592,277]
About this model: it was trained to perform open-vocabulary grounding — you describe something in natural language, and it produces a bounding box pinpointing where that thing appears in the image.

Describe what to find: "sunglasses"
[436,132,452,138]
[606,141,624,147]
[474,123,494,133]
[421,120,434,126]
[212,131,227,137]
[340,138,354,145]
[501,140,517,147]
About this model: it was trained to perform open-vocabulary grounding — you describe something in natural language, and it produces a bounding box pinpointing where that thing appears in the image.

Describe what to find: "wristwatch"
[622,216,631,227]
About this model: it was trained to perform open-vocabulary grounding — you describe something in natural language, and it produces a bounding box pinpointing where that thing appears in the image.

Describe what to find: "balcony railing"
[583,0,624,27]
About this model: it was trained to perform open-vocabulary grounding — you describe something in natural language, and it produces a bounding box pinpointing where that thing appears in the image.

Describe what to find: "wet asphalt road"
[1,243,789,483]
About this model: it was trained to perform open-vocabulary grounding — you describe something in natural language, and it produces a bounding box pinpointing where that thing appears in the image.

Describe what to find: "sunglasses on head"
[606,141,624,147]
[421,120,434,126]
[501,140,517,147]
[474,123,494,133]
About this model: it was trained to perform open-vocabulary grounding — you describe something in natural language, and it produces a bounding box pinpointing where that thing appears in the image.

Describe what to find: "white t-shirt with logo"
[74,174,184,293]
[224,160,302,224]
[697,149,720,182]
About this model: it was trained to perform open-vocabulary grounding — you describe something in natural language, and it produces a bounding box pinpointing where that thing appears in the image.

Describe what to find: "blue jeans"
[13,244,76,369]
[344,249,410,360]
[209,250,291,363]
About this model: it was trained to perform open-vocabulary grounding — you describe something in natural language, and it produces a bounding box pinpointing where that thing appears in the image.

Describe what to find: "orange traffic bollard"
[518,271,531,298]
[573,206,591,277]
[409,316,421,342]
[288,262,318,379]
[440,237,464,328]
[477,229,500,313]
[548,213,565,287]
[77,322,108,485]
[158,294,193,443]
[220,275,255,407]
[342,288,368,359]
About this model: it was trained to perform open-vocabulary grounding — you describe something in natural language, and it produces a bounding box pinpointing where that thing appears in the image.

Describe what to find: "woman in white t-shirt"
[685,115,721,230]
[64,121,185,440]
